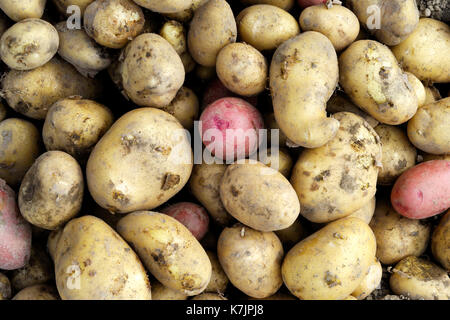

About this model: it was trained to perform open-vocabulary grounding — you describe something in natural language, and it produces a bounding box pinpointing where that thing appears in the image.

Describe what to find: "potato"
[133,0,192,13]
[423,86,442,105]
[47,228,63,262]
[248,292,297,300]
[347,0,419,46]
[0,57,102,120]
[52,0,95,15]
[0,0,45,21]
[42,97,114,163]
[0,18,58,71]
[389,256,450,300]
[431,210,450,271]
[299,4,359,51]
[192,293,227,300]
[326,94,379,128]
[161,87,199,130]
[264,113,288,147]
[405,72,426,107]
[275,218,307,248]
[86,108,192,213]
[12,284,60,300]
[391,18,450,83]
[270,32,339,148]
[282,217,376,300]
[216,43,268,97]
[55,22,112,77]
[0,273,11,300]
[374,124,417,185]
[188,0,237,67]
[407,97,450,155]
[217,224,283,298]
[351,258,382,300]
[117,211,212,296]
[347,196,376,224]
[84,0,144,49]
[0,179,32,270]
[0,118,40,187]
[240,0,294,11]
[189,163,233,226]
[339,40,418,125]
[205,251,228,294]
[220,160,300,232]
[369,198,431,265]
[237,4,299,52]
[120,33,185,108]
[290,112,382,223]
[258,147,293,177]
[151,281,188,300]
[18,151,83,230]
[55,215,152,300]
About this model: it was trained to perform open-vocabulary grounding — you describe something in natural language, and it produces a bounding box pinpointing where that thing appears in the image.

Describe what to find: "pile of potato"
[0,0,449,301]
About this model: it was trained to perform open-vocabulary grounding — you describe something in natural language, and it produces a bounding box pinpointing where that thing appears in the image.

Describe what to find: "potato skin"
[12,284,60,300]
[240,0,294,10]
[405,72,426,107]
[188,0,237,67]
[0,0,45,21]
[133,0,192,13]
[117,211,212,296]
[347,196,376,224]
[431,210,450,271]
[47,228,63,262]
[220,161,300,232]
[161,87,199,130]
[151,281,188,300]
[339,40,418,125]
[290,112,382,223]
[0,272,11,300]
[217,224,284,298]
[282,217,376,300]
[351,258,382,300]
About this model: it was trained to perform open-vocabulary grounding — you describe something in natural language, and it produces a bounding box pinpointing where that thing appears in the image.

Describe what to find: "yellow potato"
[12,284,60,300]
[151,281,188,300]
[347,196,376,224]
[423,86,442,105]
[431,210,450,271]
[133,0,192,13]
[240,0,294,11]
[163,0,208,22]
[47,228,63,262]
[258,147,293,178]
[351,258,382,300]
[205,251,228,294]
[0,0,45,21]
[263,113,288,147]
[161,87,199,130]
[405,72,426,107]
[192,293,227,300]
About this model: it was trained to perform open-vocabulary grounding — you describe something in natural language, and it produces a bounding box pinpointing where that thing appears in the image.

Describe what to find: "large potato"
[339,40,418,125]
[431,210,450,271]
[270,31,339,148]
[133,0,192,13]
[290,112,382,223]
[0,0,45,21]
[117,211,212,296]
[55,215,152,300]
[86,108,192,213]
[217,224,284,298]
[282,217,376,300]
[12,284,60,300]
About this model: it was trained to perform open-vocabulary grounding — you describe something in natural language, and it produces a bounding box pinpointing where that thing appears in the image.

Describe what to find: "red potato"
[391,160,450,219]
[0,179,32,270]
[161,202,209,240]
[202,78,258,110]
[297,0,326,8]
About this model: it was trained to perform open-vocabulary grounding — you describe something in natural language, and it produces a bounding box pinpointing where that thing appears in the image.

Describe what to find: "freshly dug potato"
[347,196,376,224]
[240,0,294,11]
[390,256,450,300]
[407,97,450,155]
[237,5,299,52]
[220,160,300,232]
[47,228,63,262]
[391,18,450,83]
[270,31,339,148]
[12,284,59,300]
[339,40,418,125]
[0,0,45,21]
[205,251,228,294]
[0,118,40,186]
[55,215,152,300]
[299,4,359,51]
[369,198,431,265]
[151,281,188,300]
[42,97,114,163]
[264,113,288,147]
[52,0,95,15]
[1,57,102,119]
[374,124,417,185]
[189,163,233,226]
[0,19,59,70]
[258,147,293,177]
[188,0,237,67]
[326,94,379,128]
[290,112,382,223]
[55,22,112,77]
[192,293,227,300]
[120,33,185,108]
[282,217,376,300]
[117,211,212,296]
[161,87,199,130]
[84,0,145,49]
[405,72,426,107]
[275,218,307,248]
[423,86,442,105]
[217,224,284,298]
[347,0,419,46]
[133,0,192,13]
[86,108,192,213]
[19,151,84,230]
[431,210,450,271]
[216,43,268,97]
[351,258,382,300]
[0,273,11,300]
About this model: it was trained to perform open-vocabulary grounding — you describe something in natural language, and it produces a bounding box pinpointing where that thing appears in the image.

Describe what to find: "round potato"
[347,196,376,224]
[161,87,199,130]
[258,147,293,178]
[52,0,95,15]
[326,93,379,128]
[133,0,192,13]
[12,284,59,300]
[0,273,11,300]
[117,211,212,296]
[205,251,228,294]
[240,0,294,10]
[405,72,426,107]
[351,258,382,300]
[218,224,284,298]
[431,210,450,271]
[0,0,45,21]
[151,281,188,300]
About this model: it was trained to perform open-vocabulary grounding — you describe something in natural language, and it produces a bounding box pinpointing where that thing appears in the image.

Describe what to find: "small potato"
[240,0,294,11]
[258,147,293,178]
[0,118,40,187]
[374,124,417,185]
[161,87,199,130]
[192,293,227,300]
[133,0,192,13]
[390,256,450,300]
[369,198,431,265]
[0,0,45,21]
[117,211,212,296]
[19,151,84,230]
[218,224,284,298]
[326,94,379,128]
[52,0,95,15]
[275,218,307,248]
[46,228,63,262]
[0,273,11,300]
[431,210,450,271]
[347,196,376,224]
[282,217,377,300]
[42,97,114,163]
[205,251,228,294]
[216,43,268,97]
[405,72,426,107]
[188,0,237,67]
[12,284,59,300]
[84,0,145,49]
[299,4,359,51]
[423,86,442,105]
[351,258,382,300]
[264,113,288,147]
[236,5,299,51]
[151,281,188,300]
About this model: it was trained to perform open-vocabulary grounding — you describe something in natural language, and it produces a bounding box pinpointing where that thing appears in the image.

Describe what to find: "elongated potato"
[117,211,212,296]
[0,0,46,21]
[431,210,450,271]
[270,31,339,148]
